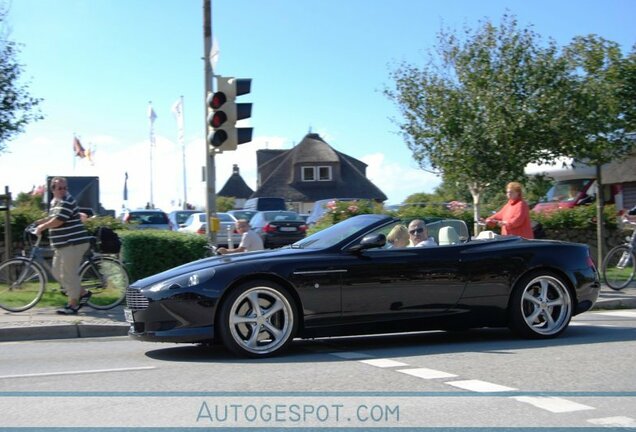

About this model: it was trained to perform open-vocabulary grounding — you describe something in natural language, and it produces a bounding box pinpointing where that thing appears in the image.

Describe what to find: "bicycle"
[601,217,636,290]
[0,225,130,312]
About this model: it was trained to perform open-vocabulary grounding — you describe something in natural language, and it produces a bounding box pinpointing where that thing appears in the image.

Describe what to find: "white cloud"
[361,152,441,204]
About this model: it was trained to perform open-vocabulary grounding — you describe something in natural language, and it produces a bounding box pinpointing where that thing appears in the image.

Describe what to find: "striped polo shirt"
[48,194,92,248]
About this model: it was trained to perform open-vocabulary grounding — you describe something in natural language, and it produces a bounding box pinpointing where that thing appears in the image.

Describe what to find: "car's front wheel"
[509,271,573,339]
[218,280,298,357]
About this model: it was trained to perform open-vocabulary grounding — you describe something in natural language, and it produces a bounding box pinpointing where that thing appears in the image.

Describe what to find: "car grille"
[126,287,149,310]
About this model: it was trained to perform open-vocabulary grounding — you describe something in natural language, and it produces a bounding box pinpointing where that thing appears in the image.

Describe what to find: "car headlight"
[148,268,216,292]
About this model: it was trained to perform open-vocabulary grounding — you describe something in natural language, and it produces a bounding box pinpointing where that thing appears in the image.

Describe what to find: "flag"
[148,104,157,123]
[86,143,96,165]
[73,137,86,158]
[172,97,184,141]
[123,172,129,201]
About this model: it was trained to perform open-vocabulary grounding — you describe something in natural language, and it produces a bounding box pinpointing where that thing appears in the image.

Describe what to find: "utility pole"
[203,0,217,245]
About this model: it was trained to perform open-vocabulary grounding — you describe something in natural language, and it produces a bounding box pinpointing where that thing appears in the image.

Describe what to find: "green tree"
[561,35,635,264]
[216,196,235,212]
[385,14,574,232]
[0,5,42,153]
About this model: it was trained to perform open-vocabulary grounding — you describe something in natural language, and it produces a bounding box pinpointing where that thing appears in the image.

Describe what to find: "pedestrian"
[217,219,264,254]
[485,181,534,239]
[35,177,93,314]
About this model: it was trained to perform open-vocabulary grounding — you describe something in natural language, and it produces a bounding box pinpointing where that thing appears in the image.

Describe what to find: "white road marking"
[445,379,517,392]
[587,416,636,427]
[0,366,156,380]
[397,368,457,379]
[570,322,618,327]
[596,311,636,318]
[360,358,408,368]
[513,396,594,413]
[329,351,369,359]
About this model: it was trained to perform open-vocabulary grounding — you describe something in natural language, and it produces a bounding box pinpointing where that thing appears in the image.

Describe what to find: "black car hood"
[130,247,305,288]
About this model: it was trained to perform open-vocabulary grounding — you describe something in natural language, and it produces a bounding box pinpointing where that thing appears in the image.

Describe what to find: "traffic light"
[207,76,253,153]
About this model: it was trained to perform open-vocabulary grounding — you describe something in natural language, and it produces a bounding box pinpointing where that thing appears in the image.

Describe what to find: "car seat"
[438,226,461,245]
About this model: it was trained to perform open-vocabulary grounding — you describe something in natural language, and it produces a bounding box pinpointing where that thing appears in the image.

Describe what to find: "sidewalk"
[0,284,635,343]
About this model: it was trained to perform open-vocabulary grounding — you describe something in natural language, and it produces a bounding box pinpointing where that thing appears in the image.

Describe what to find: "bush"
[532,204,618,230]
[119,230,208,282]
[308,200,382,234]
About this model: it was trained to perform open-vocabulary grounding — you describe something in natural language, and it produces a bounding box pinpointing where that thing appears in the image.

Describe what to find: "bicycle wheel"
[0,258,46,312]
[602,245,635,290]
[79,256,129,310]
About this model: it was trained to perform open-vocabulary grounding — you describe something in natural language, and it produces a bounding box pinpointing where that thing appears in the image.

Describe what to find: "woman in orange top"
[485,182,534,239]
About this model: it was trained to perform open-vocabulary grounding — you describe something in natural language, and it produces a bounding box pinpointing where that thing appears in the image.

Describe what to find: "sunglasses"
[56,187,68,191]
[409,227,424,235]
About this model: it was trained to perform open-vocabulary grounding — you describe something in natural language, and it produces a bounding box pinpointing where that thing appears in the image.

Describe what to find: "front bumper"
[126,288,218,343]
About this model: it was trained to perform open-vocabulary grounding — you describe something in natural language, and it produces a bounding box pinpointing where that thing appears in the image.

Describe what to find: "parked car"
[243,197,286,211]
[167,210,198,231]
[249,210,307,248]
[178,212,242,247]
[178,212,207,235]
[226,209,257,223]
[121,209,171,230]
[125,214,600,358]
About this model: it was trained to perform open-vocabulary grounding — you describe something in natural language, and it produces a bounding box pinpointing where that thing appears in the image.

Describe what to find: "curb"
[0,323,129,342]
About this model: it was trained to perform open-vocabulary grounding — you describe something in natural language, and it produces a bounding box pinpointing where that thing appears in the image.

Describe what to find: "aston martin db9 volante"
[125,214,600,357]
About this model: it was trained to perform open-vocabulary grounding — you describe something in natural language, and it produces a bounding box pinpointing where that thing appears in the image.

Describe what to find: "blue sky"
[1,0,635,213]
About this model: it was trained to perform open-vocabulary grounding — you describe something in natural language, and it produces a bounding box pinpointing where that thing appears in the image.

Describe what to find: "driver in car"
[408,219,437,247]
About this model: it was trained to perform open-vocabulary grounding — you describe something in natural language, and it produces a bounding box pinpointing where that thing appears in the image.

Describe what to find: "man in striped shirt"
[35,177,93,315]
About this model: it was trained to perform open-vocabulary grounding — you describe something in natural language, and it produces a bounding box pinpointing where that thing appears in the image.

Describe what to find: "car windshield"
[218,213,235,222]
[543,179,592,202]
[129,212,167,224]
[264,211,303,222]
[175,212,194,224]
[292,214,389,249]
[231,211,256,221]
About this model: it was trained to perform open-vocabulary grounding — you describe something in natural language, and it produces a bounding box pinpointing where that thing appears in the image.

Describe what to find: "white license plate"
[124,308,134,323]
[279,227,296,232]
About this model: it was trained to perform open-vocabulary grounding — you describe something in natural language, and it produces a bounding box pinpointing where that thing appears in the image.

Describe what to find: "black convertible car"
[125,214,600,357]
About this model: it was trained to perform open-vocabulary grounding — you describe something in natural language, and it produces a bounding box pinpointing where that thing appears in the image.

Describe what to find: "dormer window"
[302,165,332,182]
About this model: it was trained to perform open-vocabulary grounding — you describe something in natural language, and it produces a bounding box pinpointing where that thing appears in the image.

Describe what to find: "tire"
[79,256,129,310]
[602,245,635,291]
[509,271,573,339]
[0,258,46,312]
[217,280,298,358]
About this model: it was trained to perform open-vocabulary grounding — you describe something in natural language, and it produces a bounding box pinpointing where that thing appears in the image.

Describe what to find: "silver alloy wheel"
[228,286,294,355]
[520,275,572,336]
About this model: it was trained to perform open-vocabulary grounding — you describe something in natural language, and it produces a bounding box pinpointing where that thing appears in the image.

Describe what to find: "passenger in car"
[387,224,409,248]
[408,219,437,247]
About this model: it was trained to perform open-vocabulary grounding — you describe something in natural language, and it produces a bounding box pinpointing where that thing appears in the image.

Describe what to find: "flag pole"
[180,95,187,209]
[148,101,156,208]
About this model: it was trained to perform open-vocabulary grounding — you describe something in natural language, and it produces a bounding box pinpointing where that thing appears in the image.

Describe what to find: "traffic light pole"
[203,0,217,245]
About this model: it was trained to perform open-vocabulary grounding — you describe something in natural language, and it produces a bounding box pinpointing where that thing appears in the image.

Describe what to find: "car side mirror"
[348,233,386,252]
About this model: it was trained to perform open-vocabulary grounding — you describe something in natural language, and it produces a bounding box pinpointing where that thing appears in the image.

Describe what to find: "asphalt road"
[1,309,635,429]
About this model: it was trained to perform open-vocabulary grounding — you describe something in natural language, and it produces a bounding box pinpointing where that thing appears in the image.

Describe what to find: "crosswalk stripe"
[397,368,457,379]
[587,416,636,427]
[596,311,636,318]
[513,396,594,413]
[328,351,369,359]
[360,358,408,368]
[445,379,516,392]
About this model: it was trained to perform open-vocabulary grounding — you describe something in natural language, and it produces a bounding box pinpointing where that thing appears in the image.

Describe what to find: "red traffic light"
[209,91,227,110]
[210,111,227,128]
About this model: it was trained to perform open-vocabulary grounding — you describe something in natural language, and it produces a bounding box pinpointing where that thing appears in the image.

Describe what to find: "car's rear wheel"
[509,271,572,339]
[218,280,297,358]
